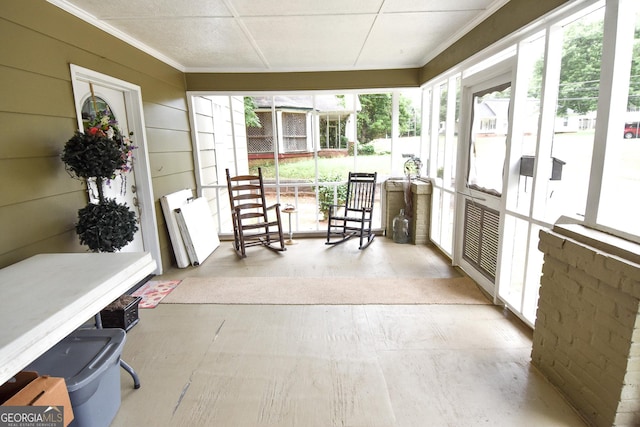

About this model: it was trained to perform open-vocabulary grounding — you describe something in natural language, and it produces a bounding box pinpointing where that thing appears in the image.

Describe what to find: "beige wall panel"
[199,150,216,168]
[195,113,215,134]
[149,152,193,179]
[0,230,82,270]
[0,157,86,207]
[0,19,186,113]
[2,1,185,89]
[201,166,218,186]
[193,97,214,116]
[153,204,171,238]
[151,172,196,200]
[0,113,77,159]
[143,103,191,131]
[0,191,86,255]
[0,18,175,96]
[0,67,76,118]
[154,200,169,230]
[138,79,189,111]
[145,128,192,153]
[0,0,192,266]
[0,19,94,81]
[197,133,216,151]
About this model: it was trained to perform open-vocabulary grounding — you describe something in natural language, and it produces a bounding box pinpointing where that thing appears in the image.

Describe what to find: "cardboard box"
[2,375,74,426]
[0,371,38,404]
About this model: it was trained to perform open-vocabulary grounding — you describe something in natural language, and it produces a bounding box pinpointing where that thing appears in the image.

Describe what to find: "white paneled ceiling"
[50,0,509,72]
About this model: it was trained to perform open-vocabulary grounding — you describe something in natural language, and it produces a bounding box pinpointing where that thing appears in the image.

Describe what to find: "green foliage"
[348,142,375,156]
[529,20,640,114]
[61,131,127,179]
[76,199,138,252]
[244,97,262,128]
[319,116,348,148]
[317,174,348,219]
[357,94,390,143]
[630,27,640,110]
[250,155,393,183]
[557,20,604,115]
[398,95,420,137]
[356,94,419,143]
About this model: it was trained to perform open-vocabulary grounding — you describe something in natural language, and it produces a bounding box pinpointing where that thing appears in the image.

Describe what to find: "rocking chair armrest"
[265,203,281,211]
[344,207,372,213]
[327,204,344,214]
[328,203,346,211]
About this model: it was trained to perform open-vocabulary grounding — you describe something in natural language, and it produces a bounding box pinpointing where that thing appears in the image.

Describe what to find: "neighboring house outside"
[473,98,539,137]
[246,95,360,160]
[476,97,599,136]
[474,98,511,136]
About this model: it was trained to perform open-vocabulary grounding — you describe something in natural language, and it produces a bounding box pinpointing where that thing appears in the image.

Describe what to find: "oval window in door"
[80,96,116,130]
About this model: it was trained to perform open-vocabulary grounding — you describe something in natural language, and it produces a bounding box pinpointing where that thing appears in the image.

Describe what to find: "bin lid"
[27,329,126,392]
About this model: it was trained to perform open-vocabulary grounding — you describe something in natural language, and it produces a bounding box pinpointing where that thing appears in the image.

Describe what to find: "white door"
[455,73,512,297]
[70,65,163,273]
[76,83,144,252]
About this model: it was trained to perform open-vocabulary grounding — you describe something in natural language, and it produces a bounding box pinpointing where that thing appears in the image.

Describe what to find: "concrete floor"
[112,238,586,426]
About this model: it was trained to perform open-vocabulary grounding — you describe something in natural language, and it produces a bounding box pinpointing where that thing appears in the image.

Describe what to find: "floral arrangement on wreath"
[62,108,136,180]
[85,109,136,174]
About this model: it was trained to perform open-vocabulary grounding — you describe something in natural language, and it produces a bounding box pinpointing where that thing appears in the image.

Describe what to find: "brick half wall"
[532,223,640,427]
[382,178,432,244]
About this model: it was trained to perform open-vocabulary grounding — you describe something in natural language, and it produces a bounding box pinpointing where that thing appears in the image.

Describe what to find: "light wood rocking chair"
[226,168,286,258]
[325,172,377,249]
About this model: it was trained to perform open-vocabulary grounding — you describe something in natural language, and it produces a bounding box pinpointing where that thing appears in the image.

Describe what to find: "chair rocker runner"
[326,172,377,249]
[226,168,286,258]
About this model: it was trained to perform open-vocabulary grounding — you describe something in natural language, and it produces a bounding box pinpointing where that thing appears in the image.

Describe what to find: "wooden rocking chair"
[226,168,286,258]
[325,172,377,249]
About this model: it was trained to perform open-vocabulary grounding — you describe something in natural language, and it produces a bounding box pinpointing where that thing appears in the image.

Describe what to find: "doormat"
[161,276,489,305]
[132,280,181,308]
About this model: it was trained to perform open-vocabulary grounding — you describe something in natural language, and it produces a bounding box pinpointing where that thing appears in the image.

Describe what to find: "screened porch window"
[467,83,512,196]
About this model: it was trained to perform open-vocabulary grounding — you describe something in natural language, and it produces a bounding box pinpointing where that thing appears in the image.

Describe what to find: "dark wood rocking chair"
[226,168,286,258]
[325,172,377,250]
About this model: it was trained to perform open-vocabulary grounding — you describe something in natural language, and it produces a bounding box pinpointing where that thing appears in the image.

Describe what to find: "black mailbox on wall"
[519,156,566,181]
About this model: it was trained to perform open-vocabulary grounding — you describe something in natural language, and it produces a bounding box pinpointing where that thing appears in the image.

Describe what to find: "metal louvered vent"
[463,200,500,282]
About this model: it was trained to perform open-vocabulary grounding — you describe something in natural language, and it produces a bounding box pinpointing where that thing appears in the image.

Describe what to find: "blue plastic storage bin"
[27,328,126,427]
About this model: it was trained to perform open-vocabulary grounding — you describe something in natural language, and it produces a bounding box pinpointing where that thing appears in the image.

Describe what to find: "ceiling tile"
[381,0,500,13]
[106,18,265,69]
[54,0,506,71]
[357,11,479,68]
[230,0,385,16]
[244,15,376,70]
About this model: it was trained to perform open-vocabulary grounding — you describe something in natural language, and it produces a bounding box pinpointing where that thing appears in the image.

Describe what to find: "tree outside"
[529,19,640,115]
[356,93,420,144]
